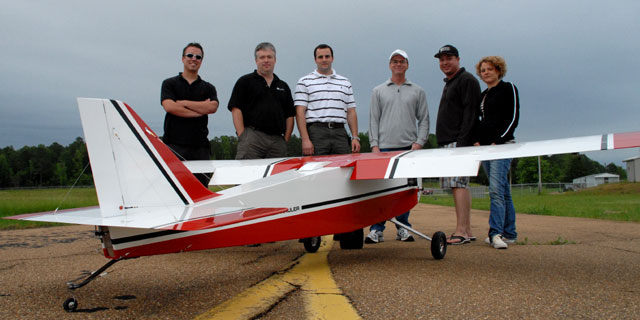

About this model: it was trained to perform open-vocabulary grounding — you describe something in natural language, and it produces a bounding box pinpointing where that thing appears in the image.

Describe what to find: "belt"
[308,122,344,128]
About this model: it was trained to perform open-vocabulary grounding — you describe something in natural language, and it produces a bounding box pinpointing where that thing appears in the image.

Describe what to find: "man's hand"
[302,138,314,155]
[351,139,361,153]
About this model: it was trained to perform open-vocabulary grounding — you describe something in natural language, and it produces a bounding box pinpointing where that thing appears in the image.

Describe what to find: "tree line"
[0,134,626,188]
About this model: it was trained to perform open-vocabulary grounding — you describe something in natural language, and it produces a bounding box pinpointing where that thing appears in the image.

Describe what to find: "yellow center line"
[195,236,361,320]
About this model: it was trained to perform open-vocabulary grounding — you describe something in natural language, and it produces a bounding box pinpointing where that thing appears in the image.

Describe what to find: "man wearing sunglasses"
[161,42,219,186]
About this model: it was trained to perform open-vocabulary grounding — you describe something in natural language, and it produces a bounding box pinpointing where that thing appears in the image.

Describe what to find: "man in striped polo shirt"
[294,44,361,156]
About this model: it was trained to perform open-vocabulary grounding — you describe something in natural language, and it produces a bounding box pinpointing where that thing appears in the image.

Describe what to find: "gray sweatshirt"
[369,79,429,149]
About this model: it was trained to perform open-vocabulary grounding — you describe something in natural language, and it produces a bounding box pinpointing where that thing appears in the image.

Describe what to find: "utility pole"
[538,156,542,195]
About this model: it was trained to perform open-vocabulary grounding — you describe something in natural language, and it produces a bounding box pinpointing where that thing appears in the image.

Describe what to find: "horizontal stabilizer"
[4,205,288,231]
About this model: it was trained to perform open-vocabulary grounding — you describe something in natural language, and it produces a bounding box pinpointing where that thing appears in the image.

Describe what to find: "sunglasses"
[184,53,203,60]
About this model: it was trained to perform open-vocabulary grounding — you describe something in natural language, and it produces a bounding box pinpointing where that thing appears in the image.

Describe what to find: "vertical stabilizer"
[77,98,216,218]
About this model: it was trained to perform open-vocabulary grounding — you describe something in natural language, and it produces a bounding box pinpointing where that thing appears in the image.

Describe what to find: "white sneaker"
[396,228,415,242]
[490,234,508,249]
[365,230,384,244]
[485,236,516,245]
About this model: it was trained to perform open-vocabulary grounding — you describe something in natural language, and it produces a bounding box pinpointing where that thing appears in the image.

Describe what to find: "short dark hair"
[182,42,204,57]
[314,44,333,58]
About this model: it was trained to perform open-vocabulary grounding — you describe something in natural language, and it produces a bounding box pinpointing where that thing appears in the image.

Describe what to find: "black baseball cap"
[434,45,459,58]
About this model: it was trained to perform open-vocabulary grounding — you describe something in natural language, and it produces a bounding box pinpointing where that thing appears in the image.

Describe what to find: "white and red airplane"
[6,98,640,311]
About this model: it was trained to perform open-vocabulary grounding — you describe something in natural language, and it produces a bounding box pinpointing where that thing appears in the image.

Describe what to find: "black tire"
[63,297,78,312]
[339,228,364,249]
[431,231,447,260]
[302,236,322,253]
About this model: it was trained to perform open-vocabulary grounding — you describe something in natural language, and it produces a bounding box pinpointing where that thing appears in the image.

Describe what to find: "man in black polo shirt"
[228,42,295,159]
[161,42,218,186]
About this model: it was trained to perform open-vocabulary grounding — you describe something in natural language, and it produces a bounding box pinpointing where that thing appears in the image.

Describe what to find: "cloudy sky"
[1,1,639,165]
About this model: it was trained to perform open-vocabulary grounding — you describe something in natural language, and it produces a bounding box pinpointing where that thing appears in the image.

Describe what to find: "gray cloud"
[1,1,639,165]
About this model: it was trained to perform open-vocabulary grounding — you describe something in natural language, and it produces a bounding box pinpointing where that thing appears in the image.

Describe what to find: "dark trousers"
[235,127,287,159]
[307,124,351,155]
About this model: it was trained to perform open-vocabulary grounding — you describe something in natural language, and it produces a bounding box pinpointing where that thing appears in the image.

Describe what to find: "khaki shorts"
[439,142,469,189]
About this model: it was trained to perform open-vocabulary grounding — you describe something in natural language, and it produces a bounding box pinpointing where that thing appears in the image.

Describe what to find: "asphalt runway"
[1,204,639,319]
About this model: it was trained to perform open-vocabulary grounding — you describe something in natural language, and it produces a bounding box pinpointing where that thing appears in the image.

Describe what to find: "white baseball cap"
[389,49,409,62]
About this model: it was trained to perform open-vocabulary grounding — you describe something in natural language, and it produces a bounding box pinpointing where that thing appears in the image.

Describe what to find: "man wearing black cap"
[434,44,481,245]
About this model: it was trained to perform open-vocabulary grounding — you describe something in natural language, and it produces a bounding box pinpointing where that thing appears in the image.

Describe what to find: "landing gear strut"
[62,258,122,312]
[390,218,447,260]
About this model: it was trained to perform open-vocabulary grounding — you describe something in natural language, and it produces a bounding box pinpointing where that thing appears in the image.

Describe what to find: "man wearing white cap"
[365,49,429,243]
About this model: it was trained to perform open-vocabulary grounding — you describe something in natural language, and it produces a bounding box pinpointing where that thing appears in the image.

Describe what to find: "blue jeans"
[371,146,412,232]
[482,159,517,239]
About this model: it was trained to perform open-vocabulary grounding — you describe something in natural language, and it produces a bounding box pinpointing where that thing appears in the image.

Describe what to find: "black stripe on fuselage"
[110,230,184,245]
[109,184,413,246]
[301,183,411,210]
[109,100,189,205]
[601,134,607,150]
[262,158,289,178]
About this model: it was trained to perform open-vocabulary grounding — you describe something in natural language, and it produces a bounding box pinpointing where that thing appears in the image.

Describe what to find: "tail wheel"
[431,231,447,260]
[63,297,78,312]
[302,237,322,253]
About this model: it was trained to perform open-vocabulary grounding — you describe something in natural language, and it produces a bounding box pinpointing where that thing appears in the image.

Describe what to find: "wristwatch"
[352,136,360,141]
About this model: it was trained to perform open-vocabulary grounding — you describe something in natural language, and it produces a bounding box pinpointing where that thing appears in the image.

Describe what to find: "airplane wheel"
[303,237,321,253]
[63,297,78,312]
[430,231,447,260]
[339,228,364,250]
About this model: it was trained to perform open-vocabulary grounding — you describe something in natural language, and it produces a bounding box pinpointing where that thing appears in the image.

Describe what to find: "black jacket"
[474,80,520,145]
[436,68,481,147]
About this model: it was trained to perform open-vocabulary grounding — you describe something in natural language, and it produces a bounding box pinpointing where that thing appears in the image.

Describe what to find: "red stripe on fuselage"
[269,152,401,179]
[613,132,640,149]
[105,188,417,259]
[162,207,289,230]
[123,103,217,203]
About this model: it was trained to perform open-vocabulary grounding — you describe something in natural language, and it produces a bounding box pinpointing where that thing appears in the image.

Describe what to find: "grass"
[517,236,576,245]
[0,186,225,230]
[2,183,639,230]
[421,182,640,222]
[0,188,98,229]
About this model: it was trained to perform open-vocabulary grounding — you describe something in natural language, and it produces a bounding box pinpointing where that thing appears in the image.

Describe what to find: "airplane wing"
[185,132,640,183]
[383,132,639,179]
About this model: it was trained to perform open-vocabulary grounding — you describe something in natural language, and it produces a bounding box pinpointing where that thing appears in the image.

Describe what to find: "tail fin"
[78,98,216,218]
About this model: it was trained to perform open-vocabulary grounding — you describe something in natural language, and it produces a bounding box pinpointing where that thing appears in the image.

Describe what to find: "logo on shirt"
[276,87,285,91]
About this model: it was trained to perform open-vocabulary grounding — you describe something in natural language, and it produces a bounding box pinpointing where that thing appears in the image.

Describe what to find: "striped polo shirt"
[294,70,356,123]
